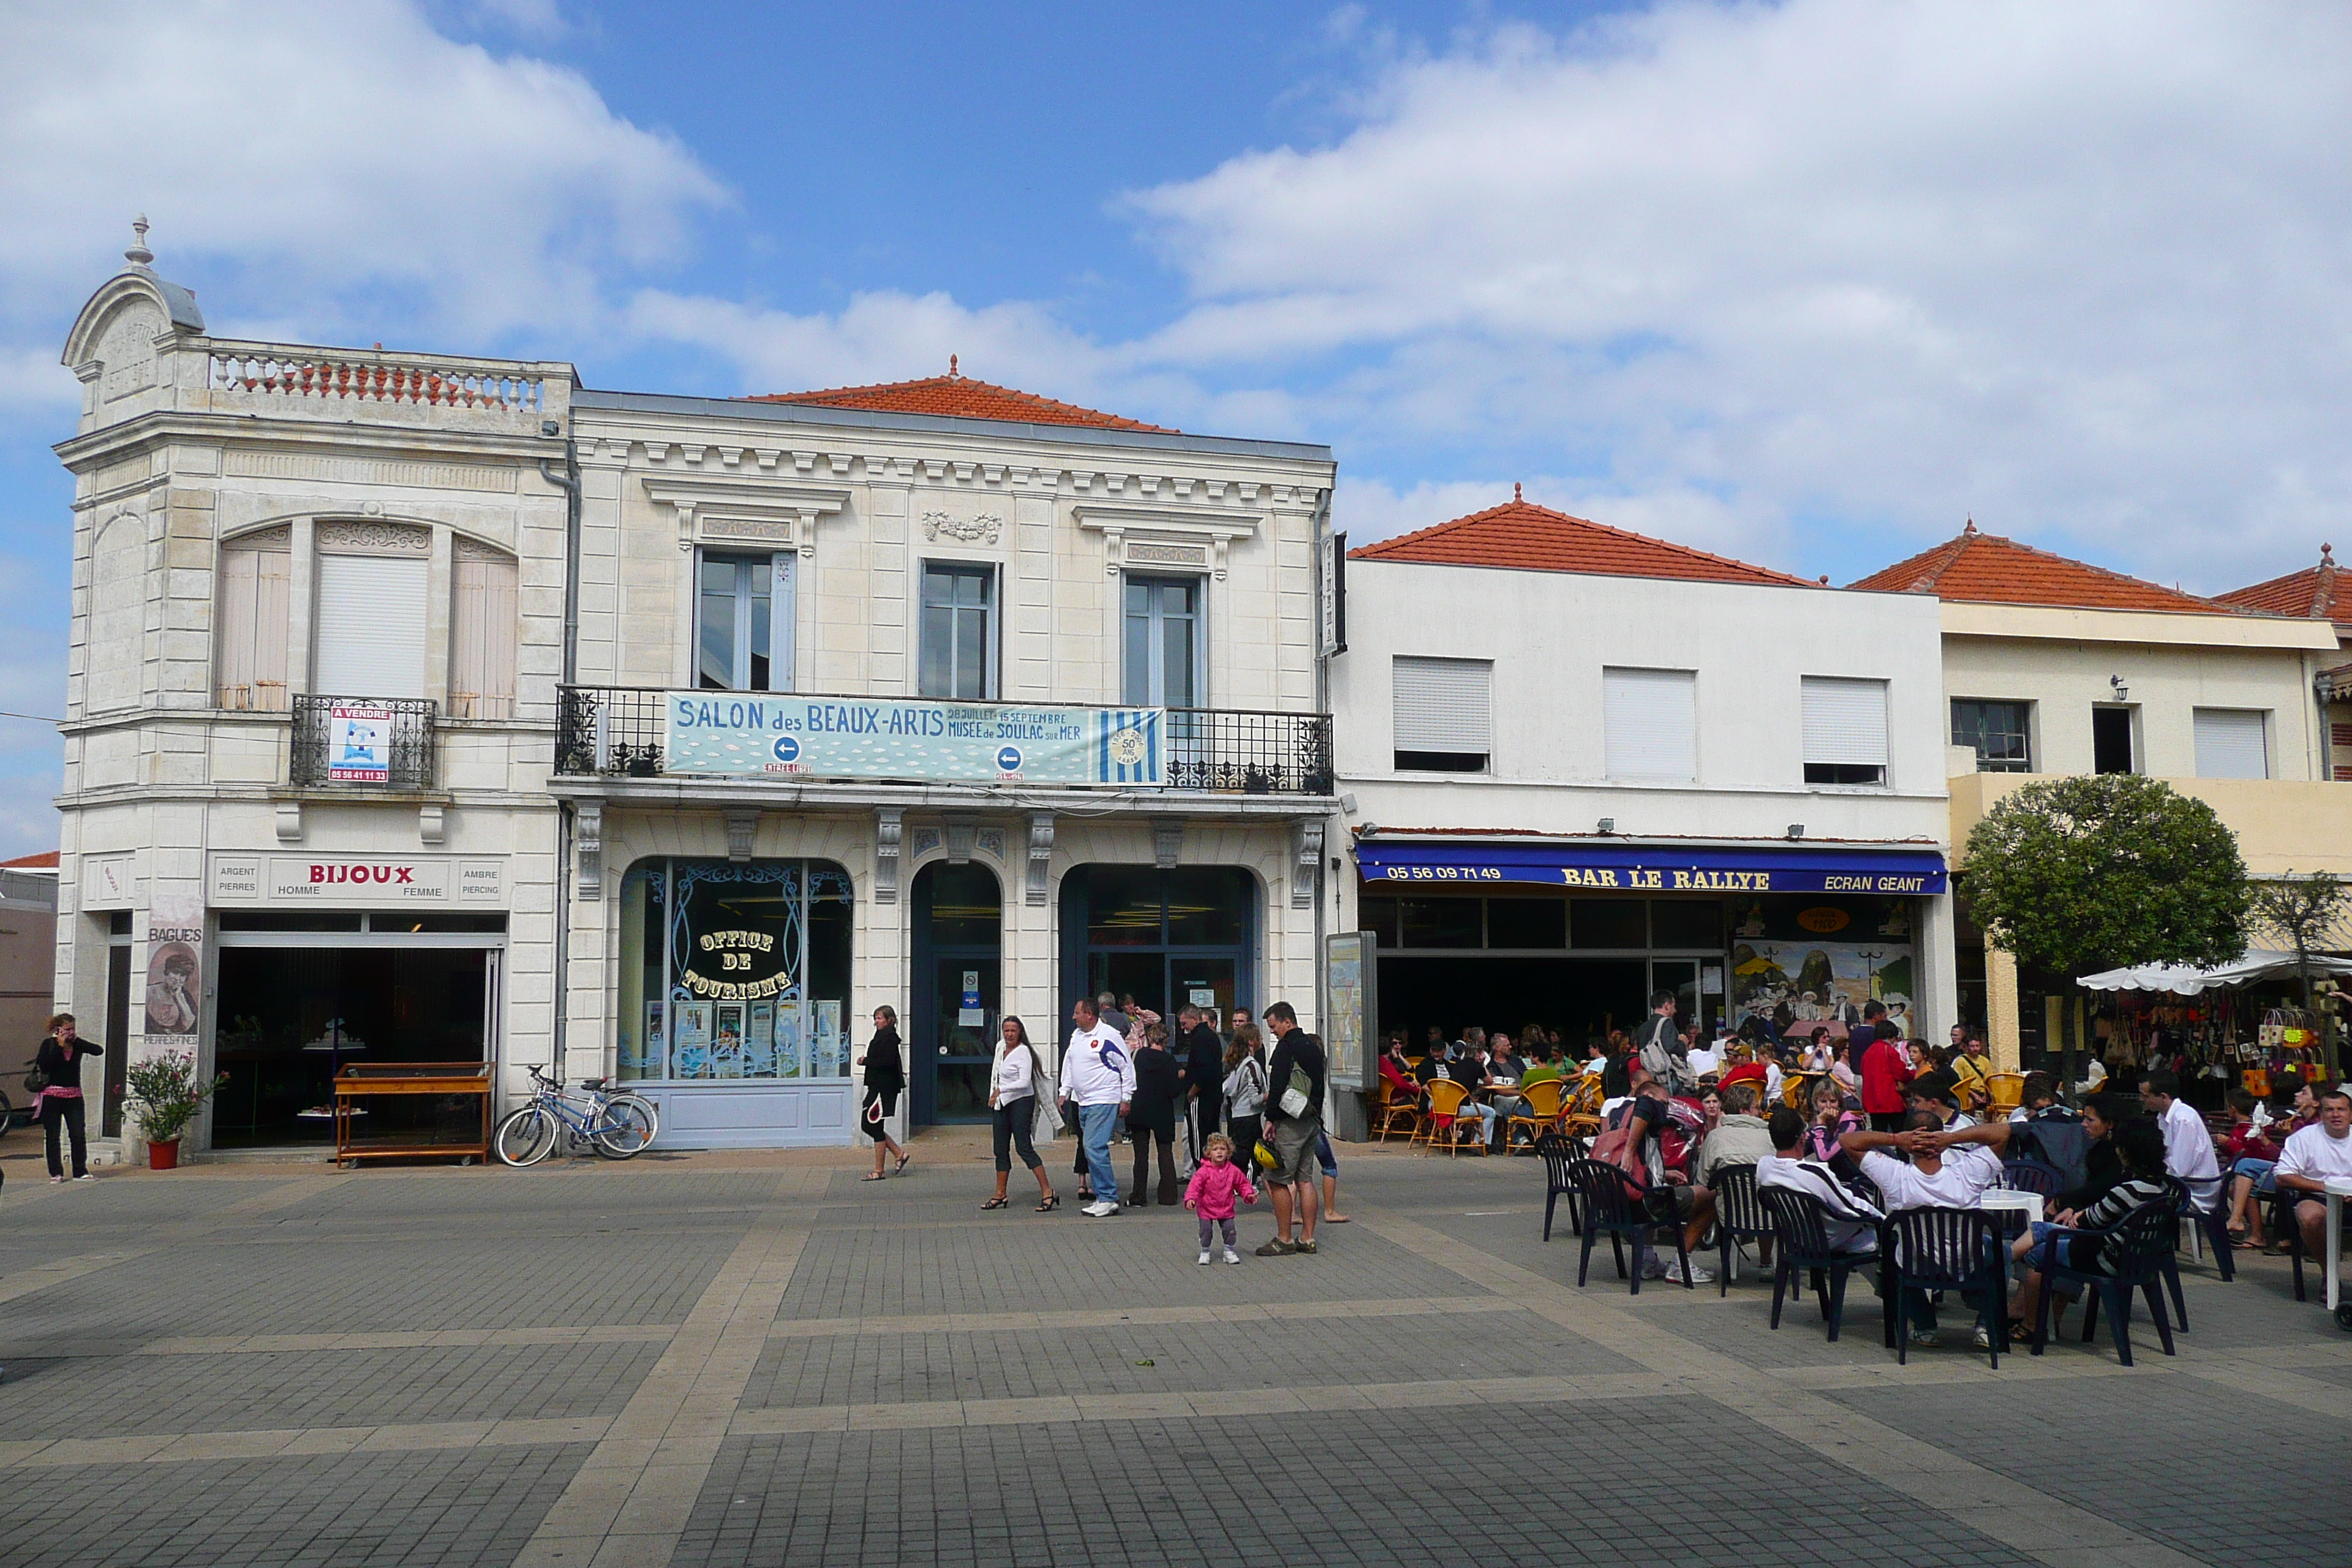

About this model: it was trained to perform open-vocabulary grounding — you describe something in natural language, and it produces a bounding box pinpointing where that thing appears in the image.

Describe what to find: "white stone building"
[50,237,1338,1154]
[1327,494,1958,1079]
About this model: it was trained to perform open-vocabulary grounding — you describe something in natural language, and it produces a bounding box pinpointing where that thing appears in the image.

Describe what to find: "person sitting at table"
[1521,1049,1564,1088]
[1489,1033,1527,1085]
[2216,1088,2281,1248]
[2139,1068,2223,1214]
[1608,1060,1715,1285]
[1803,1077,1862,1171]
[2006,1071,2057,1123]
[1756,1106,1884,1258]
[1450,1039,1503,1149]
[1949,1033,1994,1115]
[1695,1082,1775,1189]
[1379,1037,1418,1101]
[2273,1087,2352,1267]
[1795,1027,1835,1075]
[1907,1072,1975,1131]
[2051,1095,2130,1214]
[1828,1036,1861,1100]
[1837,1111,2008,1349]
[1718,1046,1769,1098]
[2229,1078,2315,1248]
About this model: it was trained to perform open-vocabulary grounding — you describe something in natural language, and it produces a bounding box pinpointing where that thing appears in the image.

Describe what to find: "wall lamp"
[1596,817,1616,834]
[2110,674,2130,702]
[1786,823,1805,839]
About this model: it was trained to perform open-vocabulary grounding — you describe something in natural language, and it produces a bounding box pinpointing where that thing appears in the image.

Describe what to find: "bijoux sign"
[208,853,507,908]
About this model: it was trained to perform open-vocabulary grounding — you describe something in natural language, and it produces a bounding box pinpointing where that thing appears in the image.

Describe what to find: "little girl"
[1183,1133,1257,1265]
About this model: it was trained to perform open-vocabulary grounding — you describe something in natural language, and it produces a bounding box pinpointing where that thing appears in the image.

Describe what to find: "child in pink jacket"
[1184,1132,1258,1265]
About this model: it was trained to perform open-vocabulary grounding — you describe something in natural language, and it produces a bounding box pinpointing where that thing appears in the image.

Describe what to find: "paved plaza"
[0,1131,2343,1568]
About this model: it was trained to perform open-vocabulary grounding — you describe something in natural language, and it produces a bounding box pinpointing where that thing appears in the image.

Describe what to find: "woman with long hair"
[857,1005,910,1180]
[984,1016,1058,1212]
[1222,1024,1269,1173]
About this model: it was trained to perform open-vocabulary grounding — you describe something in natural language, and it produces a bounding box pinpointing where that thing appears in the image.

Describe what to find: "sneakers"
[1907,1328,1940,1348]
[1971,1324,1992,1350]
[1294,1239,1318,1256]
[1254,1237,1297,1256]
[1661,1258,1711,1286]
[72,1174,94,1182]
[1198,1249,1213,1266]
[1223,1247,1243,1265]
[1081,1200,1119,1218]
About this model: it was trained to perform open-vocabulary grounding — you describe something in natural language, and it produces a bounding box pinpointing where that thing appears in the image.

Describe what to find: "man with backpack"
[1254,1001,1326,1256]
[1598,1058,1715,1285]
[1635,991,1688,1096]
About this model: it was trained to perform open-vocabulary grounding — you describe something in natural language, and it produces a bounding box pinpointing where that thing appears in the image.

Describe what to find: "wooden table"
[333,1062,493,1167]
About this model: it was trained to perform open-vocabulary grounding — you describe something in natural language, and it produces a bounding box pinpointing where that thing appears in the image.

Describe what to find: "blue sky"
[3,0,2351,851]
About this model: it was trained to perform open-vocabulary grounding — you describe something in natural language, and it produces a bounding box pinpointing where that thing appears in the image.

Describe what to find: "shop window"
[314,550,429,699]
[1401,897,1481,948]
[1570,898,1648,949]
[919,562,995,699]
[1084,864,1165,946]
[1123,575,1202,707]
[1602,667,1697,782]
[1166,867,1245,945]
[617,857,854,1083]
[1801,676,1888,786]
[698,551,791,692]
[1356,894,1399,946]
[1486,898,1567,949]
[1651,899,1725,950]
[1951,698,2032,772]
[2193,707,2269,780]
[449,542,519,718]
[216,529,292,710]
[1392,656,1491,772]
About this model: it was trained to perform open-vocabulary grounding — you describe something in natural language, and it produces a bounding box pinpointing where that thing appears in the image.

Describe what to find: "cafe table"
[2324,1175,2352,1313]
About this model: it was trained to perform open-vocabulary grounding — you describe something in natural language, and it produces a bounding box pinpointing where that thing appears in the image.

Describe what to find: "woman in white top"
[984,1016,1060,1213]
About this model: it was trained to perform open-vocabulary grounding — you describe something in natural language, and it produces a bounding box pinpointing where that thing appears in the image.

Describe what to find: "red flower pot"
[148,1139,181,1171]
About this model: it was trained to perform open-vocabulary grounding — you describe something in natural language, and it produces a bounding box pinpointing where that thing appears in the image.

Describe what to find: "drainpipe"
[539,437,581,1079]
[539,439,581,685]
[2315,666,2336,782]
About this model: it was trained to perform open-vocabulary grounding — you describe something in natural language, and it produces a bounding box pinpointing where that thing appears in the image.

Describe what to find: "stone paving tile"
[0,1441,593,1568]
[1825,1371,2345,1568]
[671,1401,2017,1568]
[0,1338,657,1438]
[742,1305,1622,1409]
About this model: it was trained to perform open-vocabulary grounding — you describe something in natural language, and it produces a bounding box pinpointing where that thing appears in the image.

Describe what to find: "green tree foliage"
[2247,870,2348,1009]
[1965,774,2247,975]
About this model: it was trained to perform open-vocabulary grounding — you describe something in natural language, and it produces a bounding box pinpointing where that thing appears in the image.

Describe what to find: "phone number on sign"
[1377,866,1504,881]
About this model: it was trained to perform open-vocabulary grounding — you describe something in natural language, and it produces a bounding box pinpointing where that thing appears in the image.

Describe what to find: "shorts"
[2232,1157,2277,1194]
[1643,1184,1698,1226]
[2027,1221,2103,1275]
[1267,1115,1323,1185]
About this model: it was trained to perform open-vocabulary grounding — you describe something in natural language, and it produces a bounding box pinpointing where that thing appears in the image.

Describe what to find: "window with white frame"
[2193,707,2269,780]
[698,551,793,692]
[1123,575,1201,707]
[1392,655,1492,772]
[314,544,429,699]
[216,527,292,709]
[1602,667,1697,782]
[1801,676,1888,786]
[919,562,995,699]
[449,540,519,718]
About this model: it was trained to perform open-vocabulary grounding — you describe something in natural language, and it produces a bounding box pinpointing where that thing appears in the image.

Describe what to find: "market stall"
[2074,949,2352,1102]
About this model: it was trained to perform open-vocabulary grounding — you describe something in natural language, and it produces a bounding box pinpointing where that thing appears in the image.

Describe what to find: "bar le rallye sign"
[663,693,1165,785]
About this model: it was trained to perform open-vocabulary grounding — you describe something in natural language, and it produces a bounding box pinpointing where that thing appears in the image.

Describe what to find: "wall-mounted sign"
[83,853,136,908]
[327,701,395,783]
[1354,841,1947,896]
[144,894,203,1047]
[208,853,506,908]
[663,693,1165,785]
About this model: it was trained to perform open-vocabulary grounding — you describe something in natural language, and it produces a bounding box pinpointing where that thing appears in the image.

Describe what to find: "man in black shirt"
[1176,1004,1225,1172]
[1256,1000,1327,1256]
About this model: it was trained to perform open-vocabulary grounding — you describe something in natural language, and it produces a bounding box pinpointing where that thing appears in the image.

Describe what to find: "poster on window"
[143,894,203,1048]
[327,701,395,783]
[663,693,1164,785]
[713,1003,745,1077]
[774,1000,803,1078]
[745,1000,776,1078]
[1730,941,1915,1036]
[674,1002,712,1079]
[634,1002,668,1079]
[813,1000,843,1077]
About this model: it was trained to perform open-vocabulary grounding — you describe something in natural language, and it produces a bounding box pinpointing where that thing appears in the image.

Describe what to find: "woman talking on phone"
[858,1006,910,1180]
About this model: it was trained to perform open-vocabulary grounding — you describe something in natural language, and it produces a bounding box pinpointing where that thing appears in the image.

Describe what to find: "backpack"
[2016,1108,2089,1190]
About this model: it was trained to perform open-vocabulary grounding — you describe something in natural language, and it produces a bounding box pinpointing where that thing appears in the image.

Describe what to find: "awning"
[2074,948,2352,995]
[1353,839,1947,896]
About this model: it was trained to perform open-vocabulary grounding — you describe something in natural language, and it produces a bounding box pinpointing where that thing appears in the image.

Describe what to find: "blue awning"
[1354,840,1946,896]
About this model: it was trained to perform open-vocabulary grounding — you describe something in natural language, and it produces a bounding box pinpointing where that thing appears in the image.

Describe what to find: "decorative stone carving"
[974,829,1006,862]
[944,818,977,864]
[575,801,603,899]
[274,801,304,844]
[316,520,429,554]
[874,808,903,903]
[908,827,943,859]
[224,524,293,552]
[1292,819,1325,910]
[453,535,515,562]
[724,807,761,864]
[920,509,1003,545]
[1026,813,1054,906]
[418,804,447,846]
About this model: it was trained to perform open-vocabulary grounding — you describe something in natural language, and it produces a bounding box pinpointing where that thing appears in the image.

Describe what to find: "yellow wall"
[1950,771,2352,878]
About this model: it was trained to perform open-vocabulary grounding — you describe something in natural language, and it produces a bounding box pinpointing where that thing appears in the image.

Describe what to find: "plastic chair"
[1708,1164,1776,1294]
[2266,1186,2310,1303]
[1757,1185,1877,1341]
[2168,1175,2235,1289]
[2029,1201,2179,1367]
[1984,1072,2027,1115]
[1881,1207,2010,1367]
[1506,1077,1567,1153]
[1423,1080,1487,1156]
[1568,1158,1692,1294]
[2000,1158,2065,1199]
[1559,1076,1605,1138]
[1535,1131,1580,1241]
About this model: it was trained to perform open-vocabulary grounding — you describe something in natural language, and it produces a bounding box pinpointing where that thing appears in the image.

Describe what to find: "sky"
[3,0,2351,851]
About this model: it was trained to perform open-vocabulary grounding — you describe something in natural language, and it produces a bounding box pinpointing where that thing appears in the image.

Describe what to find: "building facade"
[50,241,1337,1155]
[1327,495,1958,1096]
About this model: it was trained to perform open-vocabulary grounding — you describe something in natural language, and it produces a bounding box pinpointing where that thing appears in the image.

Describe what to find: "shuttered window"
[1602,667,1696,781]
[2193,707,2269,780]
[1393,656,1491,772]
[450,548,519,718]
[314,553,429,699]
[216,537,291,709]
[1802,676,1888,785]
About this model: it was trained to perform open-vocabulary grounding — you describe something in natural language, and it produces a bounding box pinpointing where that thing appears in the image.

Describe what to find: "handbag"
[21,1066,47,1095]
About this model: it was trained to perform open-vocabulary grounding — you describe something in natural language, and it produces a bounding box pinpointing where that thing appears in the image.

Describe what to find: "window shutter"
[450,549,519,718]
[314,554,429,699]
[1801,677,1888,765]
[1392,657,1492,753]
[1602,667,1696,781]
[2193,708,2268,780]
[216,538,290,709]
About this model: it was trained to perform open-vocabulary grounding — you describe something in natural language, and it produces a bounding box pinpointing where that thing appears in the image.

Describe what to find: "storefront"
[1352,839,1946,1046]
[1058,864,1256,1030]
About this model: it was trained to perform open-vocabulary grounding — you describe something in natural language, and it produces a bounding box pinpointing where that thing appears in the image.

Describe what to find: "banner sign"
[328,701,394,783]
[663,693,1165,785]
[1354,840,1946,896]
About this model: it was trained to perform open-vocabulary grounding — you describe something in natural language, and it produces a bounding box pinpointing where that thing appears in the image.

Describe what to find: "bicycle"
[494,1065,657,1166]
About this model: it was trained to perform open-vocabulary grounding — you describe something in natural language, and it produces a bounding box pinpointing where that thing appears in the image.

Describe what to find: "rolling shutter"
[2193,708,2268,780]
[1802,677,1888,765]
[314,553,429,699]
[1602,667,1696,781]
[1392,656,1492,753]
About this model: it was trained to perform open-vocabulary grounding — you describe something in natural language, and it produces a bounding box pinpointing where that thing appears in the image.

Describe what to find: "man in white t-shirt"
[2274,1088,2352,1261]
[2140,1068,2223,1210]
[1754,1106,1882,1256]
[1839,1110,2005,1349]
[1060,996,1135,1218]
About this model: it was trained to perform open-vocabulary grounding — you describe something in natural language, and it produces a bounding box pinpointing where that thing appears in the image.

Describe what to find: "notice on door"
[208,852,507,908]
[958,969,984,1028]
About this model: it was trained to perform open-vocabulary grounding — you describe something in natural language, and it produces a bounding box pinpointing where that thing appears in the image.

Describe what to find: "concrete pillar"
[1986,946,2021,1073]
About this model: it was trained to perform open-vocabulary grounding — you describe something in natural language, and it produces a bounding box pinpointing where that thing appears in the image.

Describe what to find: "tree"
[2247,870,2348,1079]
[1964,774,2248,1092]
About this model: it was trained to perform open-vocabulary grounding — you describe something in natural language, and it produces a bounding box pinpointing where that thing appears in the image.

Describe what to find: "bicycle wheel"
[590,1097,655,1159]
[609,1092,660,1139]
[494,1104,557,1167]
[0,1090,13,1142]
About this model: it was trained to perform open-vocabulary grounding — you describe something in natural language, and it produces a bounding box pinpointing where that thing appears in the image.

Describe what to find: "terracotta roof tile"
[1847,523,2224,612]
[2216,546,2352,625]
[1348,490,1812,587]
[0,851,58,870]
[744,361,1171,432]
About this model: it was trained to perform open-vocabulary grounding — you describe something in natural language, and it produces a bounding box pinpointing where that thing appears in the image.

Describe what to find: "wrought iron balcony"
[289,694,439,789]
[556,686,1333,796]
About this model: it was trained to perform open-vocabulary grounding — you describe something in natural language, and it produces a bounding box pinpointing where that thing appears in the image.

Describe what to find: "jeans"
[44,1098,88,1179]
[1077,1102,1121,1204]
[2233,1156,2278,1194]
[1314,1129,1338,1180]
[992,1100,1041,1172]
[1461,1101,1501,1147]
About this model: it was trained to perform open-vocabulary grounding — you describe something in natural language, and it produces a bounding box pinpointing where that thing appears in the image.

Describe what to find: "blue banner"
[663,693,1164,785]
[1354,840,1946,895]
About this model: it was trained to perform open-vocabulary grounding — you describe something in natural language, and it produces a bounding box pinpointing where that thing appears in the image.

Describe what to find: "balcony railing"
[556,686,1333,795]
[290,695,439,789]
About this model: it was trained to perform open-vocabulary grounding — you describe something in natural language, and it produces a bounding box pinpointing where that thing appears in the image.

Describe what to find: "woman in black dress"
[857,1006,910,1180]
[1127,1019,1182,1207]
[34,1012,102,1183]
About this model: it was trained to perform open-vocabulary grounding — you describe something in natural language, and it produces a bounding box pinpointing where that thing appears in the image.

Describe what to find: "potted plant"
[124,1049,229,1169]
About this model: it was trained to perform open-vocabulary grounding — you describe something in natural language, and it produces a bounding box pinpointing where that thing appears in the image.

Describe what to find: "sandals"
[895,1152,912,1175]
[859,1172,887,1182]
[1036,1194,1061,1213]
[980,1196,1009,1210]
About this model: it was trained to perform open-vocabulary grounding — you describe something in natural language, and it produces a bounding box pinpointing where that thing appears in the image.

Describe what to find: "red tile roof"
[0,851,58,870]
[1847,522,2223,612]
[744,359,1172,432]
[1347,489,1813,587]
[2215,545,2352,626]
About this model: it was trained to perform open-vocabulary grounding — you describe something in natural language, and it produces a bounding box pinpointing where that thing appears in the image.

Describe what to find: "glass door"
[920,955,998,1123]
